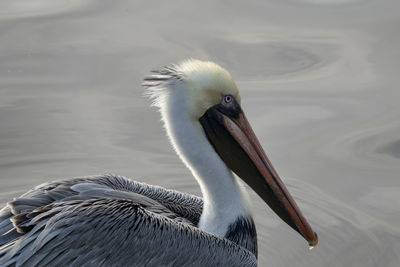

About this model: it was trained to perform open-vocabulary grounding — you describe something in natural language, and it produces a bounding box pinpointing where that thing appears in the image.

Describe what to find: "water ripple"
[0,0,91,18]
[254,178,400,266]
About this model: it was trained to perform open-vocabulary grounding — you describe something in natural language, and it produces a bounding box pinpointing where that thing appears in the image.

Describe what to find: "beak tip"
[308,232,318,250]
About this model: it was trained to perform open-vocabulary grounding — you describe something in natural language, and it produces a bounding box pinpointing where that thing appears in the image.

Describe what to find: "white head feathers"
[143,59,241,119]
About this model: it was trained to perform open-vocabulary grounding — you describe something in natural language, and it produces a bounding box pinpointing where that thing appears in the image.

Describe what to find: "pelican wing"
[0,175,256,266]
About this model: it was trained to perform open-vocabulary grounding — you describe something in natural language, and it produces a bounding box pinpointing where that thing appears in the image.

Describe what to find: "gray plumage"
[0,174,257,266]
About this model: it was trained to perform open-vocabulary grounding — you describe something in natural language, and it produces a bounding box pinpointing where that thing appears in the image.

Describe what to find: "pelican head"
[145,59,241,120]
[143,59,318,248]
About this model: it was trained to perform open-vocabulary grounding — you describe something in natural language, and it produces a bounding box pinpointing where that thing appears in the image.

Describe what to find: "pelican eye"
[222,95,233,104]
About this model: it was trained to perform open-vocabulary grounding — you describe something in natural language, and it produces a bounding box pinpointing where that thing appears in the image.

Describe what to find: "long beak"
[199,103,318,248]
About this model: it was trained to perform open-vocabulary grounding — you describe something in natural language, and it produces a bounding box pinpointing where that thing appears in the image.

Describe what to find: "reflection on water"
[0,0,399,266]
[377,140,400,158]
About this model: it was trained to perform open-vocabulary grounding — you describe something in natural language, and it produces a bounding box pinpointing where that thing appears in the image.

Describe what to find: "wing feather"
[0,175,255,266]
[4,199,255,266]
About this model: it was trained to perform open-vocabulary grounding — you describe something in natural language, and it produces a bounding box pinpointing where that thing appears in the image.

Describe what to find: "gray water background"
[0,0,399,266]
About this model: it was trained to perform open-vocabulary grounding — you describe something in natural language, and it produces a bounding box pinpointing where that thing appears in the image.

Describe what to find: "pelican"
[0,59,317,266]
